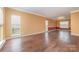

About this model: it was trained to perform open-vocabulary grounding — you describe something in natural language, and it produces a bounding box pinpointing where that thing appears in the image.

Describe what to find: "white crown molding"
[9,7,46,18]
[71,10,79,14]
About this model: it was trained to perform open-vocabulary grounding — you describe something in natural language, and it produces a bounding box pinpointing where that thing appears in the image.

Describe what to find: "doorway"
[11,15,21,38]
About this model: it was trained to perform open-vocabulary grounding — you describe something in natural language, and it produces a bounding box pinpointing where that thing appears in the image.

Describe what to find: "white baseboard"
[6,31,45,40]
[0,40,6,49]
[71,33,79,36]
[5,30,58,40]
[21,31,45,37]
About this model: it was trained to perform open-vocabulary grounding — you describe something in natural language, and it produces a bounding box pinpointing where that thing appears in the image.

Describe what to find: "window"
[0,8,3,41]
[11,15,21,37]
[60,21,69,28]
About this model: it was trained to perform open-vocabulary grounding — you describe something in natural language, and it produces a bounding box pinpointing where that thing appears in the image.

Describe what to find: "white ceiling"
[15,7,79,19]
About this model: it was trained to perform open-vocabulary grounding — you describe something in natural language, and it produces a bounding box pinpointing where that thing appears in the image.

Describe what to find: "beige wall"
[71,12,79,34]
[4,8,45,39]
[48,20,57,27]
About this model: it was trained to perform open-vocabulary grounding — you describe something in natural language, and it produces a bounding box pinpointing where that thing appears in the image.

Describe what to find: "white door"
[11,15,21,37]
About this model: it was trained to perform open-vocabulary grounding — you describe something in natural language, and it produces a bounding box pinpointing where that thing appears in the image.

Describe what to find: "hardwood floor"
[1,30,79,52]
